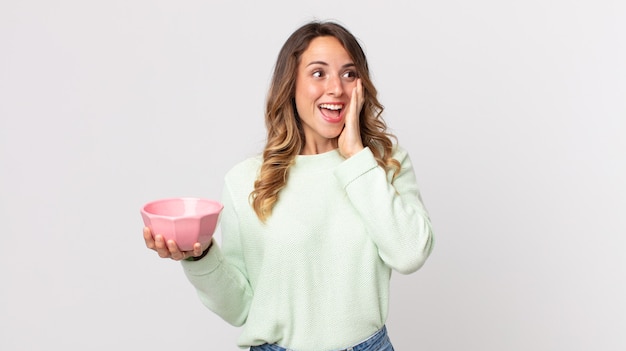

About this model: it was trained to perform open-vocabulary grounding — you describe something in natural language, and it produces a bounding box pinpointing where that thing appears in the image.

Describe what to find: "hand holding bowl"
[140,197,223,251]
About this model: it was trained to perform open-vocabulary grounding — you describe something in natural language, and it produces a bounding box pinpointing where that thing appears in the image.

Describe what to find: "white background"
[1,1,624,350]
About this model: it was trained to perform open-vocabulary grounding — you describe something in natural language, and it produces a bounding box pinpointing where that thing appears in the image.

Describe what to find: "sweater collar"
[293,148,343,171]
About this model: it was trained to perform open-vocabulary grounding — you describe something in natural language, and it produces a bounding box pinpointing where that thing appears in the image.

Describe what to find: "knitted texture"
[182,146,434,351]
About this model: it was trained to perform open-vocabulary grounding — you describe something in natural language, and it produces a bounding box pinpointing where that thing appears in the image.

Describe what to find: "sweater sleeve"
[334,146,434,274]
[180,181,253,326]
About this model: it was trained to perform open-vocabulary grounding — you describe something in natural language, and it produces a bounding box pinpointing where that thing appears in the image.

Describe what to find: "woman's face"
[295,36,358,154]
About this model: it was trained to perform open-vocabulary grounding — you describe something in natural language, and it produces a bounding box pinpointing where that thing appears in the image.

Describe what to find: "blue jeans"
[249,326,394,351]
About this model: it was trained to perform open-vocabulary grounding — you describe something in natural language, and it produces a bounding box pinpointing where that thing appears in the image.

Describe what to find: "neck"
[300,139,338,155]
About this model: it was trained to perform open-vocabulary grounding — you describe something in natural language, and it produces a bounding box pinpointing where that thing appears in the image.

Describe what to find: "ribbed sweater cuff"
[334,147,379,188]
[180,238,223,275]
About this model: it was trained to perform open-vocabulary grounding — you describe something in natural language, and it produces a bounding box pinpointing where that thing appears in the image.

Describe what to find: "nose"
[326,75,344,96]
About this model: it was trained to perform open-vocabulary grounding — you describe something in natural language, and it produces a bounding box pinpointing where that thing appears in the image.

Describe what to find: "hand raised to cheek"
[338,78,364,159]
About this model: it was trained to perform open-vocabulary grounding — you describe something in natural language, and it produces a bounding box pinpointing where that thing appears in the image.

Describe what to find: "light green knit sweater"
[182,146,434,351]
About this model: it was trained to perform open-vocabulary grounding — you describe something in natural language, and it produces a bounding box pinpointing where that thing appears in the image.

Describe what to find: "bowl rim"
[140,197,224,219]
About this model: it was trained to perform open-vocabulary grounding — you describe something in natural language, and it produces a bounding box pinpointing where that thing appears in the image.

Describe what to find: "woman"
[144,21,434,351]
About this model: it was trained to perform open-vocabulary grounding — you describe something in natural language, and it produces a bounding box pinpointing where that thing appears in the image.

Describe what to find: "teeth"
[319,104,342,111]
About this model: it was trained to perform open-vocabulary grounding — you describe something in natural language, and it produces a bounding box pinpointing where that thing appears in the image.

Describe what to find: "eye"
[342,70,357,81]
[312,70,325,78]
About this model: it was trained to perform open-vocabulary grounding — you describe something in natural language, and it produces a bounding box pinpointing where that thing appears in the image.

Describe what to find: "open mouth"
[319,103,344,121]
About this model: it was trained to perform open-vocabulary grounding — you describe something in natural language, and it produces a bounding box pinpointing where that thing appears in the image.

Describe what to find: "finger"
[143,227,156,250]
[193,242,203,257]
[357,78,364,108]
[167,240,185,261]
[348,79,363,125]
[353,79,363,114]
[348,87,356,121]
[154,235,171,258]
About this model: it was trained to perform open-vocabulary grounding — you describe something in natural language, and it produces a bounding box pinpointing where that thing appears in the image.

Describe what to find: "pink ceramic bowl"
[141,197,223,251]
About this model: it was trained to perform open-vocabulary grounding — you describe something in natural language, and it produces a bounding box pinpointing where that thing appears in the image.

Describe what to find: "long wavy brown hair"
[250,21,400,221]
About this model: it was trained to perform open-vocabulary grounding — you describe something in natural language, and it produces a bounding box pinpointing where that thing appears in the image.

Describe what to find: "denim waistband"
[250,325,388,351]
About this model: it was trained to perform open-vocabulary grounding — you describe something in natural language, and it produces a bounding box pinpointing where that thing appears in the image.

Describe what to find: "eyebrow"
[306,61,356,69]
